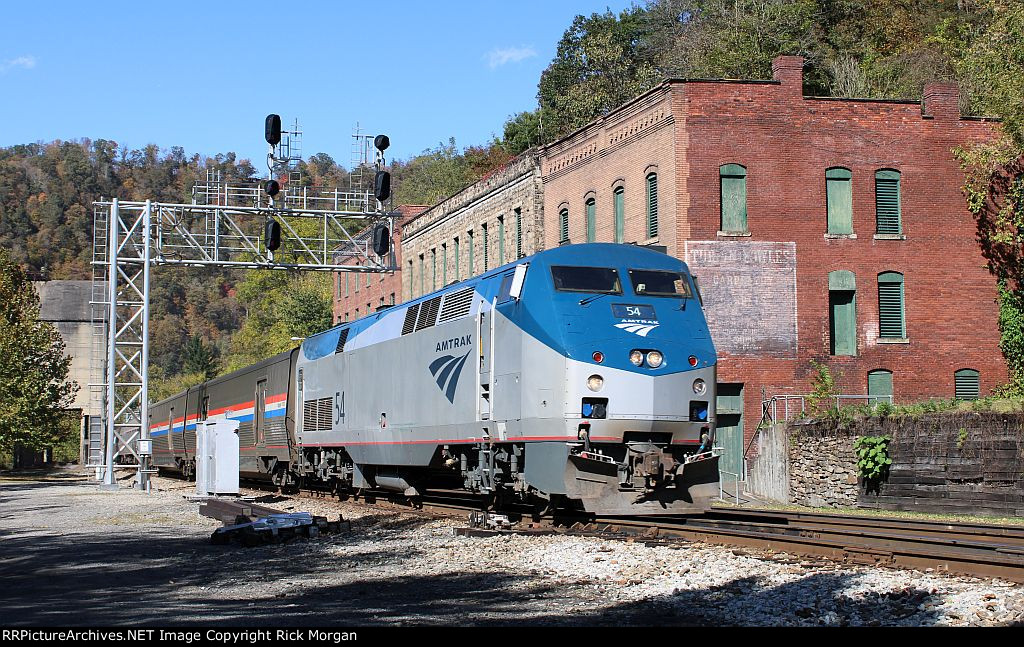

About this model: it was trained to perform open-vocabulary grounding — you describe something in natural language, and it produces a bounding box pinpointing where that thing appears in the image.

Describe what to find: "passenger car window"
[628,269,693,298]
[550,266,622,294]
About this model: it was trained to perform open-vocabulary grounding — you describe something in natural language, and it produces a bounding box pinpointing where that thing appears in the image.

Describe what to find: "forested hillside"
[2,0,1022,393]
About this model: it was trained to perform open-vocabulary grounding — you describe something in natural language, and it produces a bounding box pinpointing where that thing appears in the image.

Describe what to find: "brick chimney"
[772,55,805,96]
[923,82,960,121]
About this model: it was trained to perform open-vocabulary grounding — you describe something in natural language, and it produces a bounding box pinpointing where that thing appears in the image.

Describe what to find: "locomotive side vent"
[438,287,474,323]
[401,303,420,336]
[415,295,443,332]
[302,398,333,432]
[334,328,350,354]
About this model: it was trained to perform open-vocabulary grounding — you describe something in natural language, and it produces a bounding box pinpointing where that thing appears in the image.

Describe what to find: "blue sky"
[1,1,638,169]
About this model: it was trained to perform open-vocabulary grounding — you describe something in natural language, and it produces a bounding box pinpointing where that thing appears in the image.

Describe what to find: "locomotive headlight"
[692,378,707,395]
[629,350,644,366]
[646,350,664,368]
[587,375,604,392]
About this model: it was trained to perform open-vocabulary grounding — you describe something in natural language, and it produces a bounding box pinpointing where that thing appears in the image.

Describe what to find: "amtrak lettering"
[615,318,660,337]
[435,335,472,353]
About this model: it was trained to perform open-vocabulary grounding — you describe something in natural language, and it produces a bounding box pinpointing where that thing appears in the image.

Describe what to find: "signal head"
[265,114,282,146]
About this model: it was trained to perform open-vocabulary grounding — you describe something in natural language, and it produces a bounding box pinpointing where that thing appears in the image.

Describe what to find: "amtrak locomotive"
[151,243,720,515]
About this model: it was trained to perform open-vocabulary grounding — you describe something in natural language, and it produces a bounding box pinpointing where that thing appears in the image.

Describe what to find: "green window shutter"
[867,370,893,405]
[442,244,447,285]
[482,223,489,271]
[613,187,624,243]
[954,369,980,400]
[345,273,349,297]
[875,170,901,235]
[498,216,505,265]
[646,173,659,238]
[515,208,522,258]
[455,237,460,280]
[720,164,748,233]
[468,230,474,276]
[877,271,905,338]
[826,167,853,235]
[586,199,596,242]
[431,249,436,290]
[418,255,424,296]
[559,208,569,243]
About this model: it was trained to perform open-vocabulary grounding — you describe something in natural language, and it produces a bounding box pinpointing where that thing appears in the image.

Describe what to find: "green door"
[829,290,856,356]
[715,383,744,478]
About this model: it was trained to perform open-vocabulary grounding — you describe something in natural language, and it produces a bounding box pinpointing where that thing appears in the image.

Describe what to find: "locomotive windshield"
[551,266,622,294]
[628,269,693,298]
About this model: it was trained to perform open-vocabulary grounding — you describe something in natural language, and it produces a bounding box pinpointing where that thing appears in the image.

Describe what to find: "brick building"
[333,55,1004,471]
[540,55,1002,469]
[401,151,544,300]
[333,205,427,324]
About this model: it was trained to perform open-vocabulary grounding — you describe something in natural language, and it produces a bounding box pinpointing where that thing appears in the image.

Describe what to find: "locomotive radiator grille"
[415,295,443,332]
[401,304,420,335]
[438,287,474,323]
[303,398,333,432]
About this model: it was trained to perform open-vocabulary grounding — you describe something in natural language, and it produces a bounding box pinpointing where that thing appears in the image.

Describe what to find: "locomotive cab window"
[628,270,692,298]
[550,266,622,294]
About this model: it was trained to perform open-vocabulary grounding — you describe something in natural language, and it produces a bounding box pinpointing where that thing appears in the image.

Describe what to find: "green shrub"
[854,435,892,480]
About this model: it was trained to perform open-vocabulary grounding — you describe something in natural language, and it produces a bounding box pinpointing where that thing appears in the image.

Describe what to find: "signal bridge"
[89,119,396,492]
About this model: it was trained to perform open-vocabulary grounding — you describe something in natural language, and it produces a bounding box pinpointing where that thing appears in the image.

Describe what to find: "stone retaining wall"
[746,412,1024,517]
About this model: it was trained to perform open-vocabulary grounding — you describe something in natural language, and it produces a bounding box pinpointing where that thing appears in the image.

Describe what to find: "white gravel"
[1,467,1021,627]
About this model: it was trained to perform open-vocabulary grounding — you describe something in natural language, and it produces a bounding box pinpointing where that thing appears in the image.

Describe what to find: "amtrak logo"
[428,350,472,403]
[615,321,659,337]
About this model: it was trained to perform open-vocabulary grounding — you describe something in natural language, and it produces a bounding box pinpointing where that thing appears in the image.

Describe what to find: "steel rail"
[172,471,1024,582]
[576,513,1024,583]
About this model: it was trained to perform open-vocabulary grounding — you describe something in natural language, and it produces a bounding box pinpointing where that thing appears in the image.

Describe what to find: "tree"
[0,249,78,454]
[646,0,818,83]
[538,8,658,139]
[183,335,218,379]
[944,1,1024,393]
[501,109,545,156]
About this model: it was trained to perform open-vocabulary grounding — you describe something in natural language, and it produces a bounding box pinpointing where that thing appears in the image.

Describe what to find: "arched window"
[954,369,980,400]
[875,169,902,235]
[482,222,489,271]
[559,207,570,244]
[646,173,658,238]
[613,186,625,243]
[826,167,853,235]
[720,164,748,233]
[877,271,905,339]
[585,197,596,243]
[454,236,461,281]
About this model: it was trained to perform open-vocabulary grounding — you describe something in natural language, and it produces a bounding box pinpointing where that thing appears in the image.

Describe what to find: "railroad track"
[557,508,1024,583]
[173,474,1024,584]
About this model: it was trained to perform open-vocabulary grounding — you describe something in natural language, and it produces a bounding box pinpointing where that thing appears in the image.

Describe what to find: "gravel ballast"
[0,468,1021,627]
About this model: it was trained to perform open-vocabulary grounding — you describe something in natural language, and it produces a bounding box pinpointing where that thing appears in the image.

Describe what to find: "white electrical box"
[196,419,240,496]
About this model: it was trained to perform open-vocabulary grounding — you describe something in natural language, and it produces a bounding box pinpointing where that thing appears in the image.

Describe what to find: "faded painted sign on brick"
[684,241,797,357]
